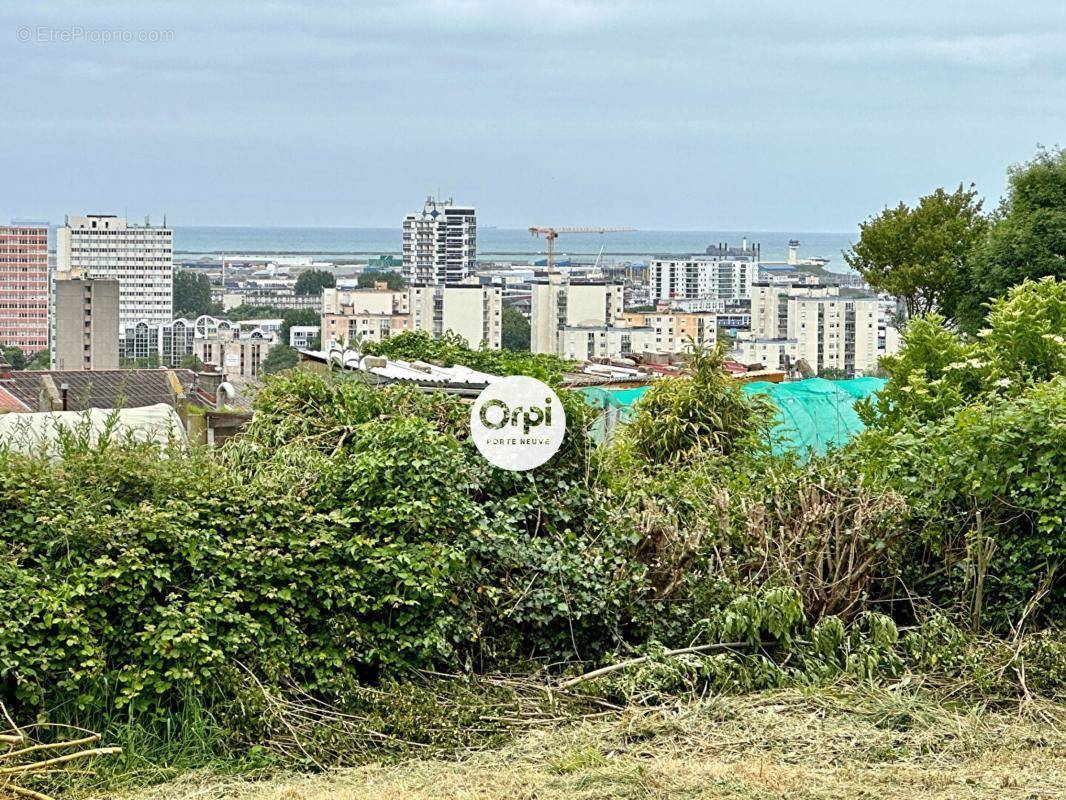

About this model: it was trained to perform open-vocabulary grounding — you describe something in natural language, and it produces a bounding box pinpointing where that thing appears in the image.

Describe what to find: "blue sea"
[173,227,856,272]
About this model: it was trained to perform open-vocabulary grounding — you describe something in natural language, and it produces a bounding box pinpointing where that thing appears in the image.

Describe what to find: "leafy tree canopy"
[845,184,987,321]
[501,307,530,351]
[225,304,283,321]
[295,268,337,296]
[357,269,405,290]
[362,330,571,382]
[964,147,1066,330]
[279,308,319,346]
[859,277,1066,431]
[2,346,27,370]
[173,270,218,318]
[261,344,300,374]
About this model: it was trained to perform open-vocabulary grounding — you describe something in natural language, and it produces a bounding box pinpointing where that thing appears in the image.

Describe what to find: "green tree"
[179,354,205,371]
[294,269,336,296]
[357,269,405,290]
[226,304,282,321]
[2,346,26,370]
[622,344,772,465]
[963,147,1066,330]
[261,344,300,374]
[501,307,530,351]
[173,270,216,318]
[845,185,987,320]
[27,348,49,369]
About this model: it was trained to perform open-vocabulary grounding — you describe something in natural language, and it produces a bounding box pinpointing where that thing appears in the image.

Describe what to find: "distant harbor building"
[0,222,49,354]
[52,277,120,370]
[402,197,477,285]
[648,242,759,305]
[56,215,173,331]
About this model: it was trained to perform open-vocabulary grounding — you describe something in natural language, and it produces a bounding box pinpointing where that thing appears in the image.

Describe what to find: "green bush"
[855,376,1066,629]
[0,371,640,719]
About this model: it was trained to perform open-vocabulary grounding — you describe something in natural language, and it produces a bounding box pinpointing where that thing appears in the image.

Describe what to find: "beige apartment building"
[735,282,881,375]
[619,310,718,353]
[53,277,120,370]
[409,283,502,349]
[529,273,668,360]
[320,282,501,350]
[321,285,411,346]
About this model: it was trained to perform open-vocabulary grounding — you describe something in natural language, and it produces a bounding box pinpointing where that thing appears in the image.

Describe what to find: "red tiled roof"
[0,385,30,412]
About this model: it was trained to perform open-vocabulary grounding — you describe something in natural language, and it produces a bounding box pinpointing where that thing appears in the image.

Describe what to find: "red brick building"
[0,223,49,355]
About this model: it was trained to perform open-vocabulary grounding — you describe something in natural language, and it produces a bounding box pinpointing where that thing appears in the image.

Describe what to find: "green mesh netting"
[579,377,885,456]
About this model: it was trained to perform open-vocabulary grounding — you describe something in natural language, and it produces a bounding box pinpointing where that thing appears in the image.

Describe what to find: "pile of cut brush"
[1,705,121,800]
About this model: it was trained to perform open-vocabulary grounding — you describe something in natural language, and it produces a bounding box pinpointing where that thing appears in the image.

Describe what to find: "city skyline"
[2,1,1064,231]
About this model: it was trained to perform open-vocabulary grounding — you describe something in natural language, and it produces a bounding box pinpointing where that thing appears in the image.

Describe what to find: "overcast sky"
[1,1,1063,230]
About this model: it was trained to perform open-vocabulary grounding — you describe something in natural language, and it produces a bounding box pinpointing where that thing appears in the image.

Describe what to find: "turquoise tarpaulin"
[579,377,885,456]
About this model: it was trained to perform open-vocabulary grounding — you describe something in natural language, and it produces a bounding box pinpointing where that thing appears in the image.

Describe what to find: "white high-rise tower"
[55,214,173,331]
[402,197,476,285]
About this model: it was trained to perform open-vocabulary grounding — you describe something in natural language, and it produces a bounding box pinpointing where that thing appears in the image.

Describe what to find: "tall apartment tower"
[56,214,173,331]
[402,198,476,285]
[0,222,49,354]
[53,278,120,370]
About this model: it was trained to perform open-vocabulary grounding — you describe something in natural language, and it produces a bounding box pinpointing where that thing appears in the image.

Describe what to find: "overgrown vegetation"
[362,330,572,382]
[2,262,1064,797]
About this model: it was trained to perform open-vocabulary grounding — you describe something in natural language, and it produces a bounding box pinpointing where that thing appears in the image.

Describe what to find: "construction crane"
[528,226,635,271]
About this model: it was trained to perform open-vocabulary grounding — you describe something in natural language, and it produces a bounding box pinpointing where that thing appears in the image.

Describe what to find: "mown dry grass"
[88,687,1065,800]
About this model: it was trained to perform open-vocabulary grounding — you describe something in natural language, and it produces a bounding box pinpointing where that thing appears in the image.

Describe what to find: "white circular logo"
[470,376,566,471]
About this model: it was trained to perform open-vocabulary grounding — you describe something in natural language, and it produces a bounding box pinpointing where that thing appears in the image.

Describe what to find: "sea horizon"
[166,225,857,271]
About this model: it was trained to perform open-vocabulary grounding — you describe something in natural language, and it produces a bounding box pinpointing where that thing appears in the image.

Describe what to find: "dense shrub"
[860,277,1066,430]
[0,371,639,719]
[855,377,1066,629]
[618,344,773,465]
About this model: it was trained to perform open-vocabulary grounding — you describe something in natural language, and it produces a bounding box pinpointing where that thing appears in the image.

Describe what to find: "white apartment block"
[530,273,661,360]
[409,283,502,349]
[56,215,173,331]
[402,197,476,285]
[530,273,625,354]
[791,294,879,375]
[735,282,881,375]
[648,250,757,305]
[289,325,320,349]
[557,326,658,361]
